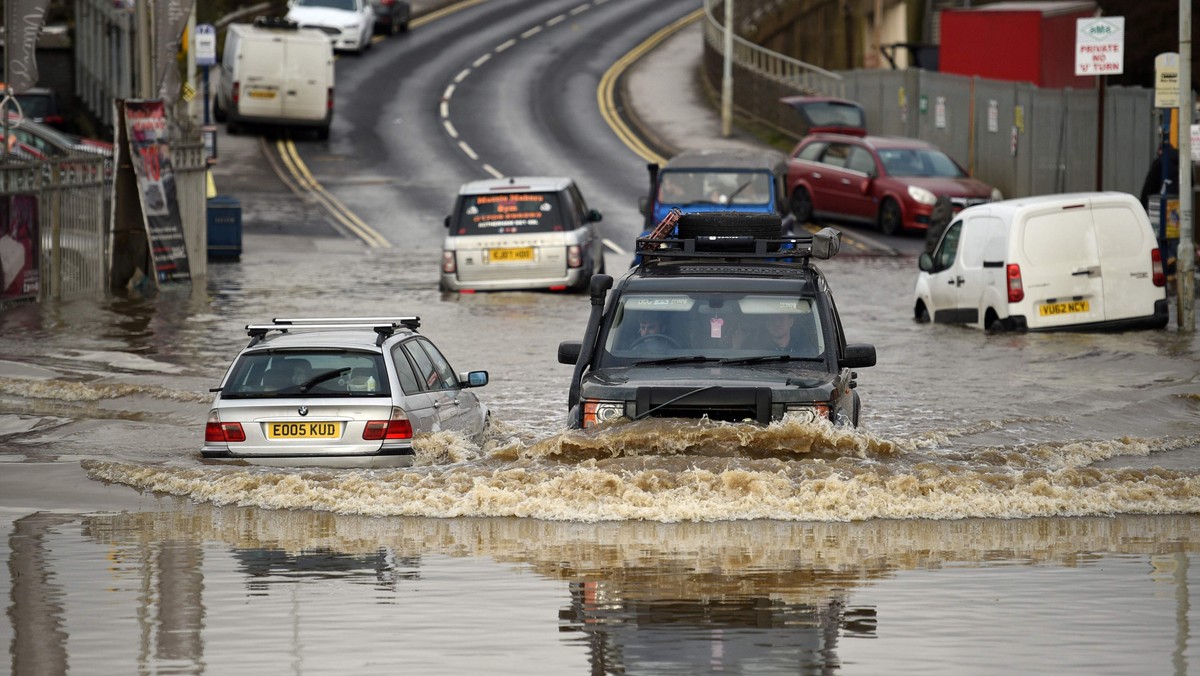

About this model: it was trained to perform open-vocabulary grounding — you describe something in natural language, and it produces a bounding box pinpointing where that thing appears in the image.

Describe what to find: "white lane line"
[546,14,565,26]
[495,38,517,52]
[603,238,626,255]
[439,100,450,118]
[443,120,458,138]
[443,83,456,99]
[454,69,471,83]
[482,164,503,178]
[458,141,479,160]
[473,53,491,67]
[569,4,589,16]
[521,26,542,38]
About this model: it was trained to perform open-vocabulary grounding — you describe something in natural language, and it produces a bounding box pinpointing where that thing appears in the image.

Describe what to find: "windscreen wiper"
[718,354,821,365]
[299,367,351,393]
[633,355,720,366]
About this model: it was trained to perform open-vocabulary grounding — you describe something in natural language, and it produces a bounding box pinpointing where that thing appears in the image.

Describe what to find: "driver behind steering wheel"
[627,311,680,353]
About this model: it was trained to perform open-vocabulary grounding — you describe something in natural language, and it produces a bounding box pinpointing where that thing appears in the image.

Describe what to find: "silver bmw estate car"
[202,317,490,468]
[440,176,605,293]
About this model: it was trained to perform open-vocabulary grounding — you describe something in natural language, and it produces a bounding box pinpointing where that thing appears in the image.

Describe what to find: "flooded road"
[2,237,1199,674]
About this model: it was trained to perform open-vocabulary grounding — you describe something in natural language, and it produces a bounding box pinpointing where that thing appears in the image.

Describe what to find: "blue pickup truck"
[637,148,794,240]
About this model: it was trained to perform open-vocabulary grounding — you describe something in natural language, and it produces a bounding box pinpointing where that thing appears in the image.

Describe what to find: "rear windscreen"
[221,350,389,397]
[452,192,566,235]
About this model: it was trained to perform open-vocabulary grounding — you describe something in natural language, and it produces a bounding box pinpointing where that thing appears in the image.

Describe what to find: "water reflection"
[7,505,1197,674]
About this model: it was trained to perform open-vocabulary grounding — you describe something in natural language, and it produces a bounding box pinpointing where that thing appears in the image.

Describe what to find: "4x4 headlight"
[583,399,625,428]
[783,404,830,423]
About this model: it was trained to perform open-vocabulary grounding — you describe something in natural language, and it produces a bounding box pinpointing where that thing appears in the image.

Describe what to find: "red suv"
[786,133,1001,236]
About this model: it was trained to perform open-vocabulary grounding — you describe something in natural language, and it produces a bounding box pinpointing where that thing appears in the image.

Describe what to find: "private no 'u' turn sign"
[1076,17,1125,76]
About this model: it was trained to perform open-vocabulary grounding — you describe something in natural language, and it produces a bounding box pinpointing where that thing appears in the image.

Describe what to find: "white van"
[914,191,1168,331]
[214,18,334,139]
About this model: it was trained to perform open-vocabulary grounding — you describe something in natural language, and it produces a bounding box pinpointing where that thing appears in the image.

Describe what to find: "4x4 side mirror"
[918,252,933,272]
[558,341,582,365]
[842,344,876,369]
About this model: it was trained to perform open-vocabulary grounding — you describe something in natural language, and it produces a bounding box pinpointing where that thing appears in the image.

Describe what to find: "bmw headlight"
[907,186,937,205]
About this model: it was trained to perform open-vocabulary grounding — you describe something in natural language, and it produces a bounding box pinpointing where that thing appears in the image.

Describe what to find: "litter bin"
[207,195,242,260]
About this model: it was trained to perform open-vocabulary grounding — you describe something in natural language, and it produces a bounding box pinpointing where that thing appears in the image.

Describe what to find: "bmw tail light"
[363,407,412,440]
[205,411,245,443]
[567,245,583,268]
[442,250,456,273]
[232,82,240,106]
[1151,249,1165,287]
[1007,263,1024,303]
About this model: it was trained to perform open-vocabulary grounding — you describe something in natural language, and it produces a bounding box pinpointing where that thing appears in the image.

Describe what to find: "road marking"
[603,238,626,255]
[495,38,517,53]
[443,120,458,137]
[458,141,479,160]
[521,26,542,38]
[482,164,503,178]
[569,4,590,16]
[274,138,391,248]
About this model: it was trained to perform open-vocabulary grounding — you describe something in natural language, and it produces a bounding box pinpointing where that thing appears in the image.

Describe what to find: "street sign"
[194,24,217,67]
[1155,52,1181,109]
[1075,17,1124,76]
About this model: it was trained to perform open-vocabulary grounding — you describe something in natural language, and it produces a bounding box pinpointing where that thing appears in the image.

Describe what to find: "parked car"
[557,212,876,429]
[3,114,112,159]
[369,0,410,34]
[440,176,605,293]
[0,86,67,131]
[778,95,867,137]
[202,317,491,468]
[286,0,375,54]
[786,133,1002,236]
[914,191,1168,332]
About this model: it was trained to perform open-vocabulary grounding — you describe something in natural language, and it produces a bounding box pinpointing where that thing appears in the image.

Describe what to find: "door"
[926,220,970,323]
[283,37,331,122]
[840,145,877,221]
[237,37,286,119]
[815,142,864,222]
[1018,206,1104,327]
[401,339,459,432]
[415,339,485,435]
[1091,202,1160,321]
[956,214,1007,326]
[389,344,438,433]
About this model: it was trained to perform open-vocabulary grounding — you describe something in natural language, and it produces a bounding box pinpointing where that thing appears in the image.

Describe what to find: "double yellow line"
[597,8,703,165]
[273,138,391,248]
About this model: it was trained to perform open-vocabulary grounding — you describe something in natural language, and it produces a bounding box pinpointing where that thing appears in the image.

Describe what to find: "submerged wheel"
[878,198,903,236]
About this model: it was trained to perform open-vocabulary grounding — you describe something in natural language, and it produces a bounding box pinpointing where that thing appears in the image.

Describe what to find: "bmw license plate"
[1038,300,1089,317]
[489,247,534,263]
[267,421,340,439]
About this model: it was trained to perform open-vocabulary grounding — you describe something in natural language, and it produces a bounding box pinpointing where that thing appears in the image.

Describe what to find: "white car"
[202,317,491,468]
[440,176,606,293]
[286,0,375,54]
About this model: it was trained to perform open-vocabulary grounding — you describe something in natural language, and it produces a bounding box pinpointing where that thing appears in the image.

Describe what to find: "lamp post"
[721,0,733,138]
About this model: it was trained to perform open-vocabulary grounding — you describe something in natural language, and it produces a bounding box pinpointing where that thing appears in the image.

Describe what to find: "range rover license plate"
[267,422,340,439]
[1038,300,1089,317]
[489,247,534,263]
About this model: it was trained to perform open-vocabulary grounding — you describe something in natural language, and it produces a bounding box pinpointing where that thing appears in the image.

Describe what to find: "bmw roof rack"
[245,317,420,346]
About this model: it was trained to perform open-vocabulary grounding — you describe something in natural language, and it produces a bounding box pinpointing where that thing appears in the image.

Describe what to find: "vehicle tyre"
[390,16,400,35]
[878,198,903,236]
[915,302,931,323]
[213,98,227,123]
[399,19,409,32]
[315,125,330,141]
[226,119,240,135]
[676,212,783,239]
[790,187,813,225]
[986,314,1007,333]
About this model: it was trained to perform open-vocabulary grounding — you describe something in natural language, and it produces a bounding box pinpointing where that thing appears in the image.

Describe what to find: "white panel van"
[914,192,1168,331]
[214,18,334,139]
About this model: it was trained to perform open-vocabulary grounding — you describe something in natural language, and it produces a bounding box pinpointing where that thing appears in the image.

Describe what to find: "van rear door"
[1091,199,1161,322]
[237,36,286,119]
[284,36,331,122]
[1018,203,1104,327]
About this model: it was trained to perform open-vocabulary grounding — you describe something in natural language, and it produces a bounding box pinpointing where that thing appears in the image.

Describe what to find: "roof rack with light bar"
[245,317,421,347]
[635,226,841,264]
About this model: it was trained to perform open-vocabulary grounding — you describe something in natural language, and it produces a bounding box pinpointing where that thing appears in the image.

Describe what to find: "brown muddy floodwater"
[1,242,1198,675]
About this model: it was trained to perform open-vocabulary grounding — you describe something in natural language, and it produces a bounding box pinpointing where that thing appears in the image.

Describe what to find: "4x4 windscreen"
[221,350,390,397]
[599,292,825,365]
[452,192,567,235]
[657,171,772,206]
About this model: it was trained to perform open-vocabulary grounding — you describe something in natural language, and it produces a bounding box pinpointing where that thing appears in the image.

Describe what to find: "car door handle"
[948,276,964,287]
[1071,267,1098,277]
[432,400,441,409]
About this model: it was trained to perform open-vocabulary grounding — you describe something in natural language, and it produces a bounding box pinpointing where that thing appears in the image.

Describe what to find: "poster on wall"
[0,195,40,303]
[123,99,191,285]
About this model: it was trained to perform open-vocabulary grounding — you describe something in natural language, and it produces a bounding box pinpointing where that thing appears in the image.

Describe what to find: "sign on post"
[1155,53,1181,109]
[1075,17,1125,76]
[194,23,217,67]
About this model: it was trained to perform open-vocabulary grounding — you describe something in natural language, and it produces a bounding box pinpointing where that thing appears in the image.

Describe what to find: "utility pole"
[137,0,154,98]
[721,0,733,138]
[1179,0,1195,330]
